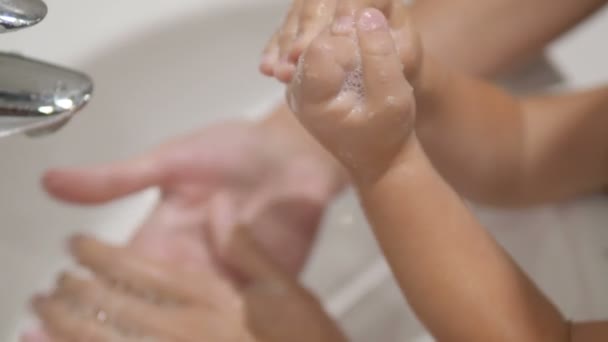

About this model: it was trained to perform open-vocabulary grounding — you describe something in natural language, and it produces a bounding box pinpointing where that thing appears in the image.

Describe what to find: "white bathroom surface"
[0,1,607,341]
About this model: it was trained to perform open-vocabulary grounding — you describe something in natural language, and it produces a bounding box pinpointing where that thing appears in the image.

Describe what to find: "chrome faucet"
[0,0,93,138]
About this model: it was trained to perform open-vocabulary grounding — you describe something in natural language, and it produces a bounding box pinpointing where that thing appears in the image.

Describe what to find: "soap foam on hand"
[332,16,366,105]
[288,55,306,114]
[289,15,366,115]
[341,62,364,101]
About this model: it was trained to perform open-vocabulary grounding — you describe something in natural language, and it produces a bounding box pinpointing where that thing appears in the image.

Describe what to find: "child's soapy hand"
[287,8,417,184]
[261,0,418,84]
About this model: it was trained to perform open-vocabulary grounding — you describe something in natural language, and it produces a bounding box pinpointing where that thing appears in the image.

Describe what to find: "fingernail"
[358,8,388,31]
[332,16,355,34]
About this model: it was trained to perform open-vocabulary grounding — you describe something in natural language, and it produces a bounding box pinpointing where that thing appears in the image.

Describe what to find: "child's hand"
[261,0,419,84]
[288,8,417,184]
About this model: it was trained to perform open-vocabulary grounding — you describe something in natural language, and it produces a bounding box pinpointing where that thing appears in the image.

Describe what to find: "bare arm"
[403,0,608,206]
[285,11,608,339]
[572,322,608,341]
[358,139,608,340]
[411,0,608,77]
[261,0,608,204]
[415,60,608,206]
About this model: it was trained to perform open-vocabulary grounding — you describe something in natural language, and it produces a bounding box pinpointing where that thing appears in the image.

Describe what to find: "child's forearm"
[356,138,570,341]
[416,59,608,206]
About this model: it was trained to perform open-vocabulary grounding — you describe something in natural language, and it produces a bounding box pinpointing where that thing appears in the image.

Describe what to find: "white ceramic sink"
[1,1,608,341]
[0,0,289,339]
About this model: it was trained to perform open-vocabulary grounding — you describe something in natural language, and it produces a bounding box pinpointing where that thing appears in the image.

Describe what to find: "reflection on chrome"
[0,0,94,139]
[0,0,47,32]
[0,54,93,138]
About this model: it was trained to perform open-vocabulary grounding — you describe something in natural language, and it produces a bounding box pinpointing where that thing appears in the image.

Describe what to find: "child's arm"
[361,100,608,342]
[360,138,571,341]
[288,9,607,340]
[264,0,608,206]
[416,62,608,206]
[260,0,608,206]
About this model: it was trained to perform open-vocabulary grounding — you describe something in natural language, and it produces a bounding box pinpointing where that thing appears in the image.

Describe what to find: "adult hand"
[42,120,341,275]
[24,211,347,342]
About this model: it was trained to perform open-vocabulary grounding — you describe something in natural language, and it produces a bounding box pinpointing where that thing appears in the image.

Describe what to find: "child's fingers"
[260,31,280,76]
[289,30,346,108]
[335,0,361,17]
[355,8,411,108]
[272,0,304,82]
[278,0,303,57]
[297,0,333,29]
[289,0,336,63]
[275,60,297,83]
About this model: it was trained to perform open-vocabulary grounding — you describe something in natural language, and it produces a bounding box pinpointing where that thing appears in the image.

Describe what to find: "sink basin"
[1,1,608,341]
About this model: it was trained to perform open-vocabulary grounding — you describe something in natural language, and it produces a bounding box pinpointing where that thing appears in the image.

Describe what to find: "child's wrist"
[352,135,427,193]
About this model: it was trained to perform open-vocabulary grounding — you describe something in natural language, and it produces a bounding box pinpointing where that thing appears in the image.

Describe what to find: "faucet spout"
[0,0,47,32]
[0,0,94,139]
[0,53,93,138]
